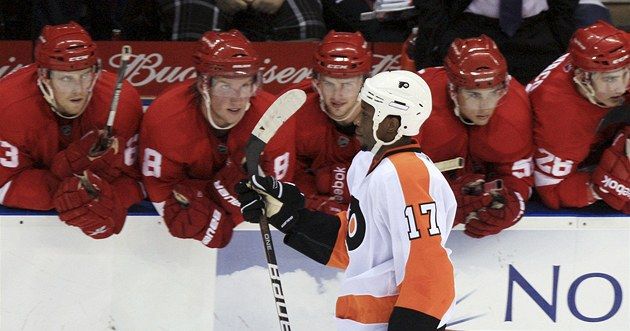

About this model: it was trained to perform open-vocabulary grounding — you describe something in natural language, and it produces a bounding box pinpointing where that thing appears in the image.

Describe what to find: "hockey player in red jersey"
[139,30,296,248]
[0,22,144,239]
[282,30,371,215]
[416,35,533,238]
[527,21,629,213]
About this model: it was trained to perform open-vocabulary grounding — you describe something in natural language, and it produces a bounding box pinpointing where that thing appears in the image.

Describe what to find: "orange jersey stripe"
[336,294,398,324]
[389,152,455,320]
[326,210,349,269]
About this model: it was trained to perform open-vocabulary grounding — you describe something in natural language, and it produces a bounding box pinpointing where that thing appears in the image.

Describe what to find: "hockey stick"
[434,157,464,172]
[245,89,306,331]
[79,46,132,197]
[90,45,133,156]
[626,138,629,161]
[360,5,415,21]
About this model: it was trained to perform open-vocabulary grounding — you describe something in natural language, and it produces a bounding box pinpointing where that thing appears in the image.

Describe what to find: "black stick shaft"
[246,136,291,330]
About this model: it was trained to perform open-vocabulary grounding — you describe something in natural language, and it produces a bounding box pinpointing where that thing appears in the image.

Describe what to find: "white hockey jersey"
[327,144,457,330]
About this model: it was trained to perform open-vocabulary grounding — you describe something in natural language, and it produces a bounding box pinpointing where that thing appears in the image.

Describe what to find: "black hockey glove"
[235,175,305,233]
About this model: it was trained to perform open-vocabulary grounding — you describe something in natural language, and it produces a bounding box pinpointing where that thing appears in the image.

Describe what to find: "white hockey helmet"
[359,70,432,152]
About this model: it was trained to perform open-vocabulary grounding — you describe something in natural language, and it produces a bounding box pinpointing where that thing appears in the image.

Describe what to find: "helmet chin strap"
[200,78,249,130]
[448,83,476,126]
[37,68,99,119]
[312,80,361,124]
[573,72,621,108]
[369,119,403,154]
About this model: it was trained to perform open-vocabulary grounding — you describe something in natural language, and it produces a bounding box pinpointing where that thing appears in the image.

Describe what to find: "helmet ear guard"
[359,70,432,153]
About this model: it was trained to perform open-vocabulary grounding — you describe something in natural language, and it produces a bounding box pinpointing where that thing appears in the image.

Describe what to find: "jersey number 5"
[404,202,440,240]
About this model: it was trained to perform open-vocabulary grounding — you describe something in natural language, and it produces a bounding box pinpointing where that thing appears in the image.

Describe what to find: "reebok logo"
[332,166,347,203]
[600,175,630,198]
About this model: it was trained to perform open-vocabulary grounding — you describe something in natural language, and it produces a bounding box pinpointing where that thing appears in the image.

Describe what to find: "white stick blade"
[253,89,306,144]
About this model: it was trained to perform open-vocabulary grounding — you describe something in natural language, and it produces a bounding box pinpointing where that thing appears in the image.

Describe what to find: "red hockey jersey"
[140,79,296,245]
[416,67,534,200]
[0,64,144,210]
[527,54,629,208]
[281,79,361,212]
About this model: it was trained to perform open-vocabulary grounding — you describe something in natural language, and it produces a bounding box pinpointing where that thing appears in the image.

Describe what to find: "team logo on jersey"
[346,196,366,251]
[337,136,350,148]
[60,124,72,136]
[217,144,228,154]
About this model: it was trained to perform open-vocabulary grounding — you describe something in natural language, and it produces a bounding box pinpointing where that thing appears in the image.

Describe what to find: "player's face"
[47,68,96,116]
[590,67,629,107]
[456,84,507,125]
[354,101,376,151]
[210,76,256,127]
[315,75,363,122]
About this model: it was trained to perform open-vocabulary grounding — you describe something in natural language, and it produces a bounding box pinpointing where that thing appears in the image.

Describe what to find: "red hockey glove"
[207,158,248,221]
[315,163,351,205]
[164,182,232,248]
[465,188,525,238]
[53,170,125,239]
[305,194,346,215]
[451,173,493,225]
[51,130,122,182]
[592,127,630,213]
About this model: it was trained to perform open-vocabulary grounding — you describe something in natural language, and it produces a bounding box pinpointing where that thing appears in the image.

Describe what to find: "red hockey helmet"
[313,31,372,78]
[444,35,508,89]
[569,20,629,72]
[35,21,98,71]
[193,29,261,77]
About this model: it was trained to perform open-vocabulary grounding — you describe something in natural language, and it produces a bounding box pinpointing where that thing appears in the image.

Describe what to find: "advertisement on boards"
[0,41,403,96]
[214,226,629,330]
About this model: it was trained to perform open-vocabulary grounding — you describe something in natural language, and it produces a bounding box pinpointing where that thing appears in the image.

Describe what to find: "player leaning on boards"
[527,21,629,213]
[237,70,456,330]
[139,30,296,248]
[281,30,371,215]
[0,22,144,239]
[415,35,532,238]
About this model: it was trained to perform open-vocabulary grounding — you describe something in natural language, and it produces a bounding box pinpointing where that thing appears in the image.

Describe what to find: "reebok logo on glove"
[600,175,630,198]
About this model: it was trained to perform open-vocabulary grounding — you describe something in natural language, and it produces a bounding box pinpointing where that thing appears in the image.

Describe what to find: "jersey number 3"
[404,202,440,240]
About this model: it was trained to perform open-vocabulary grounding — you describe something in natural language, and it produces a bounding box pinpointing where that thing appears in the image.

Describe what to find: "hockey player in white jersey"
[236,70,457,330]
